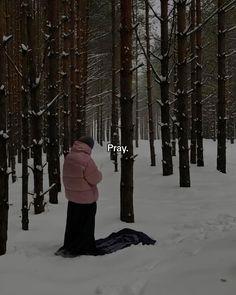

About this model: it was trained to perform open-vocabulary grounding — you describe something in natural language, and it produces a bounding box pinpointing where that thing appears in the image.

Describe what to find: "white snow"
[21,44,29,52]
[1,139,236,295]
[2,35,13,43]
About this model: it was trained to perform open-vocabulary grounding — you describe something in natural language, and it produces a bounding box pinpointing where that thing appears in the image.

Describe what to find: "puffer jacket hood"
[71,141,92,155]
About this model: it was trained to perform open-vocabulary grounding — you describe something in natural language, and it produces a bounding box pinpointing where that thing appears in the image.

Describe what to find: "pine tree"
[61,0,70,157]
[0,0,9,255]
[21,0,29,230]
[190,0,197,164]
[75,0,88,138]
[111,0,119,171]
[120,0,135,222]
[160,0,173,175]
[69,0,76,144]
[47,0,60,203]
[176,0,191,187]
[145,0,156,167]
[6,0,17,183]
[28,0,44,214]
[217,0,226,173]
[134,0,139,149]
[195,0,204,167]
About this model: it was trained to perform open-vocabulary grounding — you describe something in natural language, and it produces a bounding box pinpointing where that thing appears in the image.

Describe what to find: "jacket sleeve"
[84,158,102,185]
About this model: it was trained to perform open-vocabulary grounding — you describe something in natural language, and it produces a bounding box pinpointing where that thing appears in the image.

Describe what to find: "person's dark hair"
[78,136,94,149]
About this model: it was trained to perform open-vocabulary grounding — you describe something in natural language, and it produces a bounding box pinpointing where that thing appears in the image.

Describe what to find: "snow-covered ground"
[1,140,236,295]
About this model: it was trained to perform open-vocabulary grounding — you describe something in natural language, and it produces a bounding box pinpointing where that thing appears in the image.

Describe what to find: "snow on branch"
[187,55,197,64]
[156,99,164,107]
[169,98,178,105]
[20,43,29,52]
[223,25,236,34]
[2,35,13,45]
[0,130,9,140]
[225,50,236,58]
[202,94,214,103]
[40,183,56,198]
[36,93,63,117]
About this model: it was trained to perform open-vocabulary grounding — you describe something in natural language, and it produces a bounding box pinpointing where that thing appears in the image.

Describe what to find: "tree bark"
[111,0,119,171]
[47,0,60,203]
[5,0,17,183]
[160,0,173,175]
[120,0,134,223]
[190,0,197,164]
[195,0,204,167]
[134,0,139,149]
[75,0,88,138]
[81,0,89,135]
[217,0,226,173]
[62,0,70,157]
[176,0,191,187]
[28,1,44,214]
[21,0,29,230]
[0,0,9,254]
[70,0,76,145]
[145,0,156,167]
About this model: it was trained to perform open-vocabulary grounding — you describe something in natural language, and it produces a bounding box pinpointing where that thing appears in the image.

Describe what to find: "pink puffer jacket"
[63,141,102,204]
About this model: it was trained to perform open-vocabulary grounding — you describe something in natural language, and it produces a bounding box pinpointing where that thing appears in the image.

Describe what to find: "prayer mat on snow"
[93,228,156,255]
[55,228,156,257]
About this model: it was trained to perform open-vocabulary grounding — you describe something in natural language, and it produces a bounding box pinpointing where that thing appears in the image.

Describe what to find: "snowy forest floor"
[1,139,236,295]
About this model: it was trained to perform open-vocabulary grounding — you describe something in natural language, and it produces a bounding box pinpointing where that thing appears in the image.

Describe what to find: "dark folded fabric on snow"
[93,228,156,255]
[55,228,156,257]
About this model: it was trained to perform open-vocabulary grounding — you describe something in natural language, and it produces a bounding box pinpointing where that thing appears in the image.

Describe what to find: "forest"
[0,0,236,294]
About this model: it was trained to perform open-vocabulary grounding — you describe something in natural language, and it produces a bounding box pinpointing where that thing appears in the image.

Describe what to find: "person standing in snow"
[55,136,102,257]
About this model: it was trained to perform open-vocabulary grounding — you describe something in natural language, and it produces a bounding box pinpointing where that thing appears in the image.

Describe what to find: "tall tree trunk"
[70,0,76,145]
[5,0,17,183]
[75,0,88,138]
[120,0,134,223]
[134,0,139,149]
[81,0,89,135]
[96,102,100,144]
[145,0,156,167]
[106,118,110,142]
[28,1,44,214]
[190,0,197,164]
[99,79,103,147]
[228,115,234,144]
[100,97,103,146]
[195,0,204,167]
[75,0,83,138]
[217,0,226,173]
[47,0,60,203]
[111,0,119,171]
[21,0,29,230]
[171,123,177,156]
[172,28,178,157]
[14,1,22,166]
[0,0,9,255]
[62,0,70,157]
[160,0,173,175]
[176,0,191,187]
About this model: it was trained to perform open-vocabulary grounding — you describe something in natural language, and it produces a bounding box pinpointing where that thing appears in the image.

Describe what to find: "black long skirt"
[57,201,97,256]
